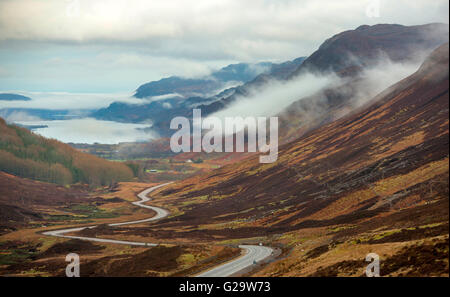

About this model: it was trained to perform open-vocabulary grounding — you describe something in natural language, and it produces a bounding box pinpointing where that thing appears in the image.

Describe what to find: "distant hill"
[0,117,135,186]
[0,93,31,101]
[134,62,274,98]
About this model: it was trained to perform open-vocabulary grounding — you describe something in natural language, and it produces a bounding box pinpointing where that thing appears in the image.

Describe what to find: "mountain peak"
[293,23,449,76]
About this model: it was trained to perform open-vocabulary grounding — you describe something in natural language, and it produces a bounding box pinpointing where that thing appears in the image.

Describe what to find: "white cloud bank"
[15,118,156,144]
[0,91,141,110]
[210,72,336,119]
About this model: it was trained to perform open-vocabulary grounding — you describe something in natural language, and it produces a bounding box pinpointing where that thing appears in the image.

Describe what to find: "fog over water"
[16,118,156,144]
[0,91,160,144]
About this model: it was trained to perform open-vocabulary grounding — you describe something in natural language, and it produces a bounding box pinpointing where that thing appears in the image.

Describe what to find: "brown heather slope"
[143,43,448,243]
[0,171,89,234]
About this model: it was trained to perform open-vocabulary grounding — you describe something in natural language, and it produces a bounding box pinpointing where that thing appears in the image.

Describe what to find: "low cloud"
[209,72,336,119]
[143,93,183,101]
[0,91,143,110]
[27,118,157,144]
[348,56,423,108]
[207,51,426,134]
[0,110,42,122]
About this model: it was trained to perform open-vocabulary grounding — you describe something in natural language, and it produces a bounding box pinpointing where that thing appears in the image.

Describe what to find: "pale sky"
[0,0,448,93]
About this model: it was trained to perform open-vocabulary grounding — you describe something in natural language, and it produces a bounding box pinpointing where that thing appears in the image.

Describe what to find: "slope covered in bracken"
[141,43,449,275]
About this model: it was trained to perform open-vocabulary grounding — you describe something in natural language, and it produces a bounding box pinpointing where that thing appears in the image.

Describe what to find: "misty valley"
[0,1,448,287]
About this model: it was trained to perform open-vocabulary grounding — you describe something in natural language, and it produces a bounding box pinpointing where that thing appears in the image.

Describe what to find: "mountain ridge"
[92,57,306,126]
[0,93,31,101]
[134,61,275,99]
[291,23,449,76]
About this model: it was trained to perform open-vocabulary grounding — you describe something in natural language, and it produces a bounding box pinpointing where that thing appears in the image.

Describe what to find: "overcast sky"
[0,0,448,93]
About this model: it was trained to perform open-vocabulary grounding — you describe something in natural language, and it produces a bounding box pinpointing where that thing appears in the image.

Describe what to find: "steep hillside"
[0,118,134,186]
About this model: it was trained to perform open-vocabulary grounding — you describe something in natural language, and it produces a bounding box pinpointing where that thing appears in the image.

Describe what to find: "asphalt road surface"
[196,245,273,277]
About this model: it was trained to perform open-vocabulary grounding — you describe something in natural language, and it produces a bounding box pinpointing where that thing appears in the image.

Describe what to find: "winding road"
[196,245,273,277]
[42,182,273,276]
[42,182,172,247]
